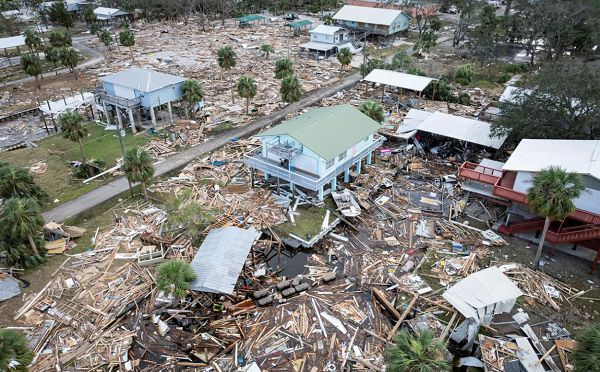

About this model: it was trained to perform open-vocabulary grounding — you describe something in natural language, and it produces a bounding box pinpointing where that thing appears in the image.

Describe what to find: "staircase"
[546,224,600,244]
[498,217,545,236]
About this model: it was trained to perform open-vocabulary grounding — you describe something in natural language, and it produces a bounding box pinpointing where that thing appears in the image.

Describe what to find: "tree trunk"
[27,234,40,255]
[533,217,551,270]
[141,181,149,202]
[73,68,78,80]
[504,0,513,16]
[34,75,40,89]
[130,47,134,62]
[78,138,94,176]
[246,97,249,114]
[229,70,235,104]
[184,101,189,120]
[487,63,492,80]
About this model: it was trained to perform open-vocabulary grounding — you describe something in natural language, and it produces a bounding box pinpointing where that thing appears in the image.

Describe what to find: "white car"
[448,6,458,13]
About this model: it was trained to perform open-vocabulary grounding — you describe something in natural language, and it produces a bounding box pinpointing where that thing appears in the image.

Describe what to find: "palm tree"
[217,46,237,103]
[322,13,334,25]
[260,44,275,59]
[275,57,294,79]
[0,233,47,269]
[337,47,352,72]
[122,148,155,202]
[44,46,60,70]
[24,29,41,57]
[0,198,44,256]
[60,110,94,176]
[572,323,600,372]
[59,46,79,80]
[119,29,135,62]
[90,23,102,40]
[120,20,130,29]
[387,329,451,372]
[280,75,302,117]
[181,79,204,119]
[0,165,47,201]
[100,30,113,49]
[527,166,585,270]
[156,259,197,299]
[20,53,42,89]
[49,31,65,48]
[237,76,257,114]
[83,7,97,24]
[0,329,35,372]
[454,64,473,85]
[359,100,385,123]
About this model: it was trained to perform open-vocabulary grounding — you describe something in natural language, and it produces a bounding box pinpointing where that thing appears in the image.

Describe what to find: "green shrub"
[497,73,511,84]
[503,64,520,74]
[475,80,491,87]
[458,92,471,105]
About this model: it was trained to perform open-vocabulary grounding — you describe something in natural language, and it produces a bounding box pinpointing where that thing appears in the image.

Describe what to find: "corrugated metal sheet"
[333,5,404,26]
[99,68,186,92]
[417,112,508,149]
[189,227,260,295]
[0,276,21,302]
[258,105,381,162]
[0,35,25,49]
[300,41,336,51]
[502,139,600,181]
[310,25,343,35]
[513,337,546,372]
[395,109,432,134]
[364,69,436,92]
[442,267,522,323]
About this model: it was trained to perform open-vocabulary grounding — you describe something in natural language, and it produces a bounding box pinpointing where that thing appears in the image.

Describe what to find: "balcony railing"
[460,161,600,225]
[244,135,385,191]
[95,89,141,109]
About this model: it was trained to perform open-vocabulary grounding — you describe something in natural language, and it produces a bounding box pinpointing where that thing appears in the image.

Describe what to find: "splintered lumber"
[521,324,561,372]
[372,287,401,320]
[388,294,418,340]
[554,340,576,372]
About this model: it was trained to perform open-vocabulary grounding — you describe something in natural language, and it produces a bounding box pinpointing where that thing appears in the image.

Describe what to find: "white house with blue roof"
[244,104,385,200]
[96,68,186,132]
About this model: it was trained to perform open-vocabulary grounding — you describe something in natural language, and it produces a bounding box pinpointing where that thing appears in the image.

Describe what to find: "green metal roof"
[285,20,313,28]
[259,105,381,162]
[235,14,265,22]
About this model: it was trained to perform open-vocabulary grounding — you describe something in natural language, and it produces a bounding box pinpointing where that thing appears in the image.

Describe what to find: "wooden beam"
[388,294,418,340]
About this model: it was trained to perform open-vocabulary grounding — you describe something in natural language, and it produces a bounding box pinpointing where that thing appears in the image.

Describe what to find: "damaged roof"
[442,267,523,323]
[189,227,260,295]
[258,104,382,162]
[99,68,186,92]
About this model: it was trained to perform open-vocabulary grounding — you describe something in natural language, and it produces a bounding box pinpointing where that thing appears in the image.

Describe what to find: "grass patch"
[0,122,155,209]
[275,196,336,240]
[0,51,91,84]
[371,43,411,60]
[209,121,237,134]
[403,31,421,43]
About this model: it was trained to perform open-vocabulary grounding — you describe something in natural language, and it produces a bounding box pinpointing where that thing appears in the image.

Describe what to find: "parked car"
[283,13,299,20]
[487,0,501,8]
[448,6,458,13]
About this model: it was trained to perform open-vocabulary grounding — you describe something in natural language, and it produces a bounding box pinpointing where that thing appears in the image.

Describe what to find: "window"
[364,136,370,142]
[338,151,347,161]
[326,159,334,169]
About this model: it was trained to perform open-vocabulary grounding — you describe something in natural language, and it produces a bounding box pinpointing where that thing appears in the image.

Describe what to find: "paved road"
[0,36,104,88]
[42,73,363,223]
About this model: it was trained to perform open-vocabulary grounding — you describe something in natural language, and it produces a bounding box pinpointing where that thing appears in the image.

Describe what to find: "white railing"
[243,135,385,191]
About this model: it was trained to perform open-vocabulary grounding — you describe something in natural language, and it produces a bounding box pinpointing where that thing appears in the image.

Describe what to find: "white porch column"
[149,106,157,127]
[128,108,137,133]
[167,101,174,126]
